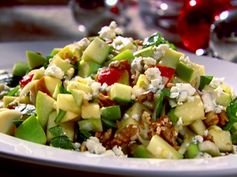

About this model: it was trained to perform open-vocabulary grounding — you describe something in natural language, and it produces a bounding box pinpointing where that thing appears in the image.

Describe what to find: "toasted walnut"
[218,111,229,127]
[98,93,116,107]
[137,91,154,103]
[110,125,139,148]
[150,116,178,147]
[134,39,143,46]
[204,112,219,127]
[131,70,140,86]
[96,129,113,149]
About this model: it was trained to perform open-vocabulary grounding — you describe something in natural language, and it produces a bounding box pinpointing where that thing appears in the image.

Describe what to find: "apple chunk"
[0,109,21,135]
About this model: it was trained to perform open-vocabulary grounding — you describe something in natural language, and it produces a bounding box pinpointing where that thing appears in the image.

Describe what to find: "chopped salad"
[0,21,237,159]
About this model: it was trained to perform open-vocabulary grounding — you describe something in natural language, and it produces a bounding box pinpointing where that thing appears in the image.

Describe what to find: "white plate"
[1,41,237,177]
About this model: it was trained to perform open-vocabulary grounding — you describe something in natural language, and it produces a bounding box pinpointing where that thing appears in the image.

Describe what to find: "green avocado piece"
[101,105,121,121]
[112,49,134,63]
[12,62,29,77]
[78,119,103,132]
[147,135,183,159]
[134,46,154,57]
[176,61,194,82]
[36,91,55,128]
[15,115,47,144]
[159,48,184,69]
[174,95,205,126]
[26,50,46,69]
[199,75,213,90]
[131,144,154,158]
[110,83,132,103]
[78,60,101,78]
[49,56,73,73]
[82,37,110,64]
[185,143,199,158]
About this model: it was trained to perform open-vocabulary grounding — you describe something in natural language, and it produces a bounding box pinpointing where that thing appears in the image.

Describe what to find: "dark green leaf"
[224,97,237,130]
[59,85,71,94]
[54,109,66,124]
[49,125,64,137]
[7,85,20,96]
[50,136,74,150]
[143,32,176,50]
[13,119,23,128]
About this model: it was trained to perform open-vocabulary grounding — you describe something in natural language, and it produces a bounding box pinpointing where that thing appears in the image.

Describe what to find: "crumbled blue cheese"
[153,44,169,60]
[131,114,140,121]
[112,145,126,157]
[192,135,204,144]
[131,85,145,99]
[143,57,157,69]
[45,64,64,79]
[145,68,161,81]
[131,57,143,73]
[195,152,212,159]
[201,91,223,113]
[84,137,106,155]
[112,36,135,51]
[98,21,122,40]
[73,142,81,151]
[209,77,224,89]
[90,81,101,97]
[145,68,164,93]
[170,83,196,105]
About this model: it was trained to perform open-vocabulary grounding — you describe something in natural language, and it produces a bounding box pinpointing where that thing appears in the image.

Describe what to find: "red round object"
[177,0,233,52]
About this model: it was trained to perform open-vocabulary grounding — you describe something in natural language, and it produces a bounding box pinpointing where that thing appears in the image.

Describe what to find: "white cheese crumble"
[131,85,145,99]
[143,57,157,69]
[153,44,169,60]
[85,137,106,155]
[112,145,126,157]
[170,83,196,105]
[201,91,223,113]
[195,152,212,159]
[145,67,161,81]
[112,36,135,51]
[98,21,122,40]
[145,67,164,93]
[209,77,224,89]
[90,81,101,97]
[131,57,143,73]
[45,64,64,79]
[192,135,204,144]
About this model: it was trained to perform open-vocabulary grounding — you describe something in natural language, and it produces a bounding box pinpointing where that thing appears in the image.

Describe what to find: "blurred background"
[0,0,237,61]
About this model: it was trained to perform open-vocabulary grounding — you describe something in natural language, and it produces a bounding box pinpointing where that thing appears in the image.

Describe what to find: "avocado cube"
[26,50,46,69]
[110,83,132,103]
[36,91,55,128]
[50,56,73,73]
[174,95,205,126]
[57,94,81,114]
[101,105,121,121]
[15,115,47,144]
[78,119,103,132]
[81,103,101,119]
[112,49,134,63]
[78,60,101,78]
[134,46,154,57]
[176,61,194,82]
[159,48,184,69]
[82,37,110,64]
[147,135,182,159]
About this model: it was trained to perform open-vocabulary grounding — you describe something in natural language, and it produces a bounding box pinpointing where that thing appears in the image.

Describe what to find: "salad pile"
[0,21,237,159]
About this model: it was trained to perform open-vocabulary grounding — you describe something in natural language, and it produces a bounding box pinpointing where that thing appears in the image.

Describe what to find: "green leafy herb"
[49,125,64,137]
[224,97,237,130]
[13,119,24,128]
[59,85,71,94]
[152,88,170,121]
[6,85,20,96]
[54,109,66,124]
[143,32,176,50]
[50,136,74,150]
